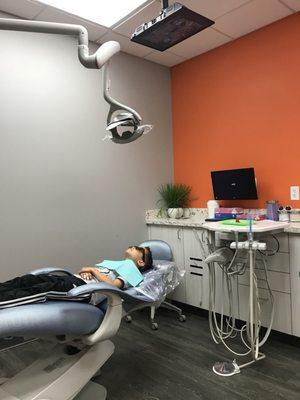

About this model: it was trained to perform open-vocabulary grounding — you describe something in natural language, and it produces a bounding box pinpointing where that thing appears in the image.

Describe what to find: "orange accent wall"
[171,12,300,209]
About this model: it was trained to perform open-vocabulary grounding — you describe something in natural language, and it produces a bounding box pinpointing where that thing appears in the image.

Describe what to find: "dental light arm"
[103,63,153,144]
[0,17,153,143]
[103,63,142,123]
[0,17,120,69]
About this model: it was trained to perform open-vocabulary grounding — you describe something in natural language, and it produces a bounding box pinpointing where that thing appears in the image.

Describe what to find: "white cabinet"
[148,225,186,302]
[238,285,292,334]
[147,224,299,338]
[183,228,209,309]
[289,234,300,337]
[182,228,239,316]
[237,232,292,335]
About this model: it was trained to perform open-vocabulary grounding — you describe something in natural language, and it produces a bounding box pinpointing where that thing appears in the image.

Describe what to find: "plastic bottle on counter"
[207,200,219,219]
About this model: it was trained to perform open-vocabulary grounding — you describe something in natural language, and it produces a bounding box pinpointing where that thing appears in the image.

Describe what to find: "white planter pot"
[182,208,191,219]
[167,208,183,219]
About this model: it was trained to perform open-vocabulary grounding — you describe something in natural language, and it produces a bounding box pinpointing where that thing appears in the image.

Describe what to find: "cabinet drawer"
[262,253,290,273]
[238,270,290,293]
[237,252,290,274]
[238,285,292,334]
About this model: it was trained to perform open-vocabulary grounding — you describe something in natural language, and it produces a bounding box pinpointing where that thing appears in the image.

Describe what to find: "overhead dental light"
[102,64,153,144]
[0,17,152,144]
[131,1,214,51]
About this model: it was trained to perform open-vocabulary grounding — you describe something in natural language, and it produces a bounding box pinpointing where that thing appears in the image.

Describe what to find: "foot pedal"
[212,360,240,377]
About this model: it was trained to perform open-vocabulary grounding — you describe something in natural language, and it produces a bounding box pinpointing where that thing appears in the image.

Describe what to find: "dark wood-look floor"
[97,308,300,400]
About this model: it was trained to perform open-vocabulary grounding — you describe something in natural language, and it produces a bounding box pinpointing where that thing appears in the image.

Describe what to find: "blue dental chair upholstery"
[0,302,104,338]
[139,239,173,262]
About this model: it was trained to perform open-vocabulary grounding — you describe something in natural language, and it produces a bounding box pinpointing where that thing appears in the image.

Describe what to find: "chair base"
[149,300,186,329]
[161,301,186,321]
[0,340,114,400]
[74,381,107,400]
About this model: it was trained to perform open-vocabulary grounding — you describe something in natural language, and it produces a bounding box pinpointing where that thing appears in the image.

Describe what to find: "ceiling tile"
[35,7,107,41]
[170,27,232,59]
[97,31,152,58]
[0,0,44,19]
[279,0,300,11]
[144,50,185,67]
[214,0,293,38]
[113,0,161,38]
[181,0,252,20]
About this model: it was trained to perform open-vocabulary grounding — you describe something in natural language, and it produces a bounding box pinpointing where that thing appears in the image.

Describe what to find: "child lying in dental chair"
[0,246,153,302]
[78,245,153,289]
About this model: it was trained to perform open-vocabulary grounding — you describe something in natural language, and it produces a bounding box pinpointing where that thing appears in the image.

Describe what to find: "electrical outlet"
[290,186,300,200]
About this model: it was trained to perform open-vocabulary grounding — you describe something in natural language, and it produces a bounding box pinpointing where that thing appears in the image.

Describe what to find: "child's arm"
[79,267,124,289]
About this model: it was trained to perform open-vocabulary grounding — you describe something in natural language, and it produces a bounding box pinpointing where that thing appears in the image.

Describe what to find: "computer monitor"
[211,168,258,200]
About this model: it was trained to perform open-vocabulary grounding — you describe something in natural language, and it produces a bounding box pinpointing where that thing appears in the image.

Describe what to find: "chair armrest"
[30,267,74,276]
[77,283,124,345]
[69,283,153,345]
[68,282,144,302]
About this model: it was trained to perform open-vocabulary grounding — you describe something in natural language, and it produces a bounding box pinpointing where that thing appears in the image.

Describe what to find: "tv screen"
[211,168,258,200]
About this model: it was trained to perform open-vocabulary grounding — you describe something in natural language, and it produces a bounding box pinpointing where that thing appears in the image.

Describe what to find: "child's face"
[125,246,146,268]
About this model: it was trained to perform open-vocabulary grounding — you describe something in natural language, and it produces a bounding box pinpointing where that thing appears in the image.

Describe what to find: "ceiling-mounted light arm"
[0,18,120,69]
[102,63,142,122]
[0,17,152,144]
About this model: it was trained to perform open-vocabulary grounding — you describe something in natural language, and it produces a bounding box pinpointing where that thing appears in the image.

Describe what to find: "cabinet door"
[183,228,239,316]
[289,234,300,337]
[183,228,209,309]
[212,266,239,318]
[238,285,292,334]
[148,225,186,302]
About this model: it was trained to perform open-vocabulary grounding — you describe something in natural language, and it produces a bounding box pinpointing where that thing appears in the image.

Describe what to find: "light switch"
[290,186,300,200]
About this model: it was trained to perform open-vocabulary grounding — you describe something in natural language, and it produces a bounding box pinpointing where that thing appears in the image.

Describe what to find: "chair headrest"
[139,240,173,262]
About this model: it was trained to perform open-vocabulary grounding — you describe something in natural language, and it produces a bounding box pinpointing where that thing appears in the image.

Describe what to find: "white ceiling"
[0,0,299,67]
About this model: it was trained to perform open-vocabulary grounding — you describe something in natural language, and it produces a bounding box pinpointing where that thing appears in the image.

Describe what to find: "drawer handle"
[190,257,202,262]
[190,264,203,269]
[190,272,203,277]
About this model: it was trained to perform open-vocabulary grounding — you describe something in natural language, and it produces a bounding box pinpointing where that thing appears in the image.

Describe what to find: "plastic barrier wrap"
[134,260,185,302]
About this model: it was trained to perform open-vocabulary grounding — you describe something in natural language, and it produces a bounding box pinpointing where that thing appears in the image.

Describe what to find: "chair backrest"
[139,240,173,261]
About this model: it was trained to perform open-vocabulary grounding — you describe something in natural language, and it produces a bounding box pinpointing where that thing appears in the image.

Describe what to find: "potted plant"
[157,183,192,218]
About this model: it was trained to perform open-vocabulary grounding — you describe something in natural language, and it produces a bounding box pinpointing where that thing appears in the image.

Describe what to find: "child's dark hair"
[142,247,153,272]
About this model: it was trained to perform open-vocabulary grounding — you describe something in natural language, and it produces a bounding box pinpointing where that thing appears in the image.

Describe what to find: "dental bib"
[95,259,144,287]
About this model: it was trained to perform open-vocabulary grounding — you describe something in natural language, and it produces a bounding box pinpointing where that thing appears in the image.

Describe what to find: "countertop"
[146,210,300,234]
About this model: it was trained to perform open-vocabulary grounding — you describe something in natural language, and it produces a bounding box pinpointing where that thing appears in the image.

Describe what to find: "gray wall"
[0,24,173,279]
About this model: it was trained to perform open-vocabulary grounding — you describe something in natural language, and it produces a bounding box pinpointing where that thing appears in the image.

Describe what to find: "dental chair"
[0,250,179,400]
[0,268,155,400]
[125,240,186,330]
